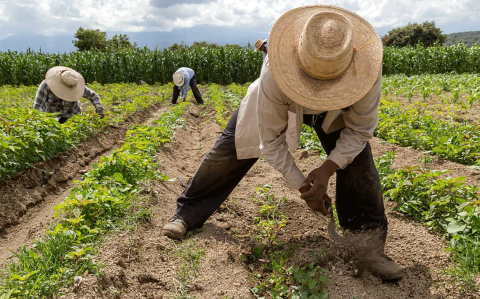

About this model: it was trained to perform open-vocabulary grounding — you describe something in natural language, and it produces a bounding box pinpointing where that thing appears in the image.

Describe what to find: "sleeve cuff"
[327,150,348,170]
[284,166,307,190]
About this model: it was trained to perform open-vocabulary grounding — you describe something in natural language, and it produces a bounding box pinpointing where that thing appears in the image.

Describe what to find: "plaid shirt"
[33,80,104,118]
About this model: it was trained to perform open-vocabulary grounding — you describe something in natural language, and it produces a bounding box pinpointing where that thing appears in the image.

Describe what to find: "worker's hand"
[299,160,338,215]
[299,183,332,215]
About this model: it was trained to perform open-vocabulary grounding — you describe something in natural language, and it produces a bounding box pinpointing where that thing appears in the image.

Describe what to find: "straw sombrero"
[254,39,267,50]
[268,5,383,111]
[45,66,85,102]
[173,71,185,87]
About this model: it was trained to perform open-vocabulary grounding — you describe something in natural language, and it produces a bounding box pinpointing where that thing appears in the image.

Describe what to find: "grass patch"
[170,240,205,299]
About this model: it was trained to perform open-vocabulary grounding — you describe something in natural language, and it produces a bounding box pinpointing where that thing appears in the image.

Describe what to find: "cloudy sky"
[0,0,479,41]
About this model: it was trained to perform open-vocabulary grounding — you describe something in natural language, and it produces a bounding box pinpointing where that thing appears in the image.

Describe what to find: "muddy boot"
[342,229,403,282]
[163,215,188,239]
[363,238,403,282]
[366,253,404,281]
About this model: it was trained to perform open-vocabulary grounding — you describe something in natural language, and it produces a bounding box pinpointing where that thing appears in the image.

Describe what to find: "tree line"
[74,21,471,53]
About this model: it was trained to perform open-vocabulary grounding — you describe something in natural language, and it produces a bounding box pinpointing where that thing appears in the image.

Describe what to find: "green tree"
[224,44,243,50]
[73,27,108,51]
[191,41,219,48]
[383,21,447,47]
[168,42,187,51]
[107,34,137,50]
[168,41,220,51]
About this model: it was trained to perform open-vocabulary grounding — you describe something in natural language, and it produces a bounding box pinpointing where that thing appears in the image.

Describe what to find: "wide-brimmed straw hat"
[254,39,267,50]
[268,5,383,111]
[173,71,185,87]
[45,66,85,102]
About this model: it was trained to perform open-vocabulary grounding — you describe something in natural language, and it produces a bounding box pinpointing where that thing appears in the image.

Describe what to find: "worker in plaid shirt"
[33,66,105,124]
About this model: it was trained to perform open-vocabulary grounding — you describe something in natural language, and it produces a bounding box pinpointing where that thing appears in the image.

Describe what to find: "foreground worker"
[171,67,204,105]
[33,66,104,123]
[163,5,403,281]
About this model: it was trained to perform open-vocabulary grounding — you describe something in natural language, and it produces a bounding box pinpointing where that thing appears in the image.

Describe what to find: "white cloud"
[0,0,479,40]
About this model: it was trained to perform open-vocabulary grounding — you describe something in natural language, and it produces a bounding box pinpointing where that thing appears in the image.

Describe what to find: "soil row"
[0,103,167,264]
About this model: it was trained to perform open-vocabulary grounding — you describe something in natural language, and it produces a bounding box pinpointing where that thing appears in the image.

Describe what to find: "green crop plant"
[252,185,288,245]
[382,74,480,106]
[245,185,329,299]
[376,100,480,166]
[0,83,170,181]
[0,102,190,298]
[382,43,480,75]
[377,152,479,291]
[204,84,243,128]
[0,46,264,86]
[250,249,329,299]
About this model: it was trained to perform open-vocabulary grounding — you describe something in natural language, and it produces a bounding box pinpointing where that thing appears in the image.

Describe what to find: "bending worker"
[171,67,204,105]
[163,5,403,282]
[33,66,104,123]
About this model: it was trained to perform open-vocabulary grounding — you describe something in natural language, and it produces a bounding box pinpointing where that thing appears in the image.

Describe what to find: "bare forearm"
[322,160,339,176]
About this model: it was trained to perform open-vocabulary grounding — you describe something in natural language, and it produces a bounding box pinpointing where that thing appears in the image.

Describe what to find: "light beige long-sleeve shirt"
[235,57,381,190]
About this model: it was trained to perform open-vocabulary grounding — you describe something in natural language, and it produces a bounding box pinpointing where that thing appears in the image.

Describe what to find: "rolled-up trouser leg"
[175,109,258,228]
[303,114,387,239]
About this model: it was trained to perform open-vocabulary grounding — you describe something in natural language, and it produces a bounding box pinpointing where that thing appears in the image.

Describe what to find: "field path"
[64,102,478,299]
[0,103,169,265]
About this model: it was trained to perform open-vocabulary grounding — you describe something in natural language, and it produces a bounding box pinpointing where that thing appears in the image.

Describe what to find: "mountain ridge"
[0,25,269,53]
[1,26,477,53]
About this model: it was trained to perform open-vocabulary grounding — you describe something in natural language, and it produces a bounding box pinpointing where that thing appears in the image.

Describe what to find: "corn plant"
[0,46,264,86]
[383,43,480,75]
[2,43,480,87]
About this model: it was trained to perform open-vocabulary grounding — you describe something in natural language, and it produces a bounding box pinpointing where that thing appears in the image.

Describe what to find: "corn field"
[0,46,263,86]
[1,43,479,86]
[383,43,480,75]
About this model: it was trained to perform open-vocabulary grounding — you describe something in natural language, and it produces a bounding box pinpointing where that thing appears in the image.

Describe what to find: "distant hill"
[0,34,75,53]
[445,31,480,46]
[2,26,478,52]
[0,25,269,53]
